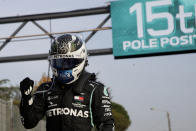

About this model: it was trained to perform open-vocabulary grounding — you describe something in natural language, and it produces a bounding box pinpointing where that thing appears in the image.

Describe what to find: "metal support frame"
[0,48,113,63]
[0,6,112,63]
[85,14,110,43]
[31,21,55,39]
[0,20,55,51]
[0,6,110,24]
[0,21,28,51]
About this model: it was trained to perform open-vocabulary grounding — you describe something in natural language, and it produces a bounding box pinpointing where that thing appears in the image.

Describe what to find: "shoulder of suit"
[87,80,104,89]
[36,82,52,92]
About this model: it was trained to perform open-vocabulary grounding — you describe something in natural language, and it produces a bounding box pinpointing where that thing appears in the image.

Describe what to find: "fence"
[0,98,46,131]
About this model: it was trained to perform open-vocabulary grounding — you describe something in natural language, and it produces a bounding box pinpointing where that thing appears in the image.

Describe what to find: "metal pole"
[167,112,172,131]
[150,108,172,131]
[0,99,3,131]
[0,26,111,40]
[0,6,110,24]
[0,48,113,63]
[10,99,13,131]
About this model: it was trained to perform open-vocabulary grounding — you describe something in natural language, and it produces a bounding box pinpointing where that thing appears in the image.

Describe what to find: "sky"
[0,0,196,131]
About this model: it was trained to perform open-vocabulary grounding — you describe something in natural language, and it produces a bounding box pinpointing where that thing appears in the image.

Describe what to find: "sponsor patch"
[102,100,111,104]
[105,107,112,112]
[47,95,58,101]
[74,96,84,101]
[104,112,112,117]
[48,101,57,108]
[102,105,110,108]
[46,108,89,118]
[72,103,86,108]
[102,96,110,99]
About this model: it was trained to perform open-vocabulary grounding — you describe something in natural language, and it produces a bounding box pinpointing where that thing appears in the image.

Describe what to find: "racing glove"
[20,77,34,105]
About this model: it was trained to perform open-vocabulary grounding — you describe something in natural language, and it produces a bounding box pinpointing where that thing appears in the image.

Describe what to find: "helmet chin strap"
[47,61,51,82]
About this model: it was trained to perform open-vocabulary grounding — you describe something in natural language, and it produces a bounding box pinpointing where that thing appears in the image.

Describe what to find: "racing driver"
[19,34,115,131]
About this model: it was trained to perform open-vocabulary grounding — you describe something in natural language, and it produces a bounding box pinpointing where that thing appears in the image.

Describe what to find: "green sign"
[111,0,196,58]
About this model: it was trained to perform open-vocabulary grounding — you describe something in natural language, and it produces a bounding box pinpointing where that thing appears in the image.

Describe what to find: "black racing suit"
[20,71,114,131]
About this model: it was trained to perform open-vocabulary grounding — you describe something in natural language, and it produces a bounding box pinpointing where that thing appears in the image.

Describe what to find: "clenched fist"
[20,77,34,97]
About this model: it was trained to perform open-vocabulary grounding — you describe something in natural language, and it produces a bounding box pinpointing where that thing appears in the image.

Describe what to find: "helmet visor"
[51,58,84,70]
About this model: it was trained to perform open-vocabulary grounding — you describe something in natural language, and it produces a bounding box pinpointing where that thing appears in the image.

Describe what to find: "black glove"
[20,77,34,97]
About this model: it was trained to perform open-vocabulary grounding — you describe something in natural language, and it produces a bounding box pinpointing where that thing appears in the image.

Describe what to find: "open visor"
[51,58,84,70]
